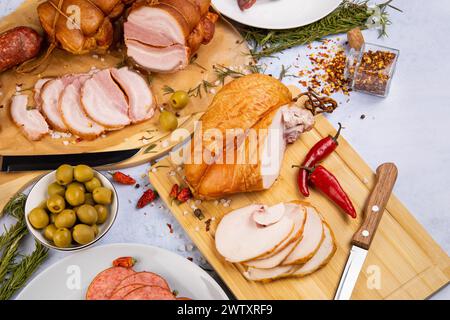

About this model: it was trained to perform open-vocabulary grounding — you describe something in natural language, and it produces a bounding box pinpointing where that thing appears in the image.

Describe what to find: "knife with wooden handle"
[334,162,398,300]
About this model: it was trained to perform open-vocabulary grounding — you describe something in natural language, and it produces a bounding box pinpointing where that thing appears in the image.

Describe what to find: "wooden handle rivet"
[372,205,380,212]
[362,230,370,237]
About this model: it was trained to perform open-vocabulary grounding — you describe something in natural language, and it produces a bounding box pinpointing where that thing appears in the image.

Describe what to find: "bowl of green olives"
[24,164,118,251]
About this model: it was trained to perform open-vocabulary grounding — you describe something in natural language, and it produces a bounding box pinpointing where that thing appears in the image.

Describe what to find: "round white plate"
[212,0,342,29]
[16,243,229,300]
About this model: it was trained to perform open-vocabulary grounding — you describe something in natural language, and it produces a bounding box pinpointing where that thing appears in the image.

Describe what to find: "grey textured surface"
[1,0,448,299]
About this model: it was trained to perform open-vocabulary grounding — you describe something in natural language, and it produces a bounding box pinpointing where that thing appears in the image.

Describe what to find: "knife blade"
[0,148,140,172]
[334,163,398,300]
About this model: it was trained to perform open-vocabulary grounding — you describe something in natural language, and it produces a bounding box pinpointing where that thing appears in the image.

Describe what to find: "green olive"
[67,182,86,193]
[76,204,98,225]
[65,184,85,206]
[159,110,178,131]
[169,90,189,109]
[84,193,95,206]
[55,209,76,229]
[72,224,95,245]
[47,182,65,197]
[46,194,66,214]
[53,228,72,248]
[43,224,57,241]
[85,177,102,192]
[92,187,112,205]
[55,164,73,186]
[74,165,94,183]
[94,205,109,224]
[91,224,99,236]
[28,208,49,229]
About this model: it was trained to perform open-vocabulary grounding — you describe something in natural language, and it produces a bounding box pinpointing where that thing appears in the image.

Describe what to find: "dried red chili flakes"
[187,257,193,262]
[205,218,212,232]
[177,187,192,203]
[166,223,174,234]
[109,171,136,185]
[169,184,179,199]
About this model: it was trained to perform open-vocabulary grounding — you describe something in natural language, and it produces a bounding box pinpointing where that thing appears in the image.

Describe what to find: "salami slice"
[109,284,146,300]
[86,267,135,300]
[116,271,170,291]
[123,286,176,300]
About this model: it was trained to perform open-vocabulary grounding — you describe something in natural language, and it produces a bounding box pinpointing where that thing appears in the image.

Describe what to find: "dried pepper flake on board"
[137,189,158,208]
[109,171,136,185]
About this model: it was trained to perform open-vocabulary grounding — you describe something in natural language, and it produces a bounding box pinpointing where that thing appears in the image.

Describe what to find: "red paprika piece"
[298,123,343,197]
[109,171,136,185]
[137,189,158,208]
[307,165,357,219]
[112,256,136,268]
[169,184,179,200]
[177,187,192,203]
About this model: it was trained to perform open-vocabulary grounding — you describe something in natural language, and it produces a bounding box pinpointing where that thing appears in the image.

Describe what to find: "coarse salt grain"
[186,244,194,251]
[194,226,200,232]
[151,168,157,173]
[63,141,69,145]
[168,170,176,176]
[372,205,380,212]
[183,211,189,216]
[162,140,169,148]
[194,200,202,206]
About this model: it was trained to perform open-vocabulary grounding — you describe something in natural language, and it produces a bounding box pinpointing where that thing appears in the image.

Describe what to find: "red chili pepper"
[298,123,343,197]
[177,187,192,203]
[137,189,158,208]
[112,256,136,268]
[109,171,136,185]
[307,165,357,219]
[169,184,179,199]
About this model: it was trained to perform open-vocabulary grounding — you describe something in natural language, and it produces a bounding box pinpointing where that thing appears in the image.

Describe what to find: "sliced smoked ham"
[215,204,295,263]
[111,67,156,123]
[244,203,306,269]
[126,40,189,73]
[40,75,76,131]
[124,0,218,73]
[282,206,324,265]
[243,264,294,282]
[33,78,51,110]
[81,69,130,128]
[291,222,336,277]
[10,94,49,141]
[60,75,105,140]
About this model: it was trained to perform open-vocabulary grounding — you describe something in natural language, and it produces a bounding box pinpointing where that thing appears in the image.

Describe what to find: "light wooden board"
[148,115,450,300]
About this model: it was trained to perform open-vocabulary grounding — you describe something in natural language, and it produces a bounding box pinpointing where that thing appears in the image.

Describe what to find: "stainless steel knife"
[334,163,398,300]
[0,148,141,172]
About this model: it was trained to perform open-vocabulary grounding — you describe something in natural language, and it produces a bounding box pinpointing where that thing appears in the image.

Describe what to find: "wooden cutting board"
[149,114,450,300]
[0,0,251,210]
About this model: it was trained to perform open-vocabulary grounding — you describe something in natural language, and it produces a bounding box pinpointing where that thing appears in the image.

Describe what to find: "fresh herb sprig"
[241,0,400,59]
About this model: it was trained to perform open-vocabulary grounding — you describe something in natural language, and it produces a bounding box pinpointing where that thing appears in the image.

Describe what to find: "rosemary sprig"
[1,193,26,219]
[278,65,298,81]
[0,220,27,252]
[0,241,48,300]
[241,0,399,59]
[188,80,216,98]
[162,85,175,95]
[213,65,245,85]
[0,233,26,284]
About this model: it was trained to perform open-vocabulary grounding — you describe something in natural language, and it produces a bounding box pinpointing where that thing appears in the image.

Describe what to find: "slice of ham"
[243,264,294,282]
[282,206,325,265]
[123,285,175,300]
[81,69,130,128]
[110,67,156,123]
[60,75,105,140]
[10,94,49,141]
[215,204,294,263]
[40,75,76,131]
[244,203,306,269]
[33,78,51,109]
[115,271,170,291]
[126,40,189,73]
[291,222,336,277]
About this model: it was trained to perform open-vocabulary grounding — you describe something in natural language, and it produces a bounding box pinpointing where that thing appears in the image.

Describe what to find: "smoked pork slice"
[123,285,175,300]
[243,264,294,282]
[291,222,336,276]
[215,204,294,263]
[282,206,325,265]
[81,69,130,128]
[115,271,170,291]
[60,75,105,140]
[110,67,156,123]
[109,284,145,300]
[244,203,306,269]
[86,267,135,300]
[34,78,51,109]
[10,94,49,141]
[40,75,76,131]
[126,40,189,73]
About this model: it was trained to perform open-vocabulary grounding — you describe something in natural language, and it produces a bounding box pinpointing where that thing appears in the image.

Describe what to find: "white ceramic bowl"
[25,170,118,252]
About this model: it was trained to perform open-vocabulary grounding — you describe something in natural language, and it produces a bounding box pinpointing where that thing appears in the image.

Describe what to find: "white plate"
[212,0,342,29]
[16,243,229,300]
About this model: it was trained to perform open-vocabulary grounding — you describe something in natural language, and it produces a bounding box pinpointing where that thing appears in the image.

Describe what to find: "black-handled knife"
[0,148,140,172]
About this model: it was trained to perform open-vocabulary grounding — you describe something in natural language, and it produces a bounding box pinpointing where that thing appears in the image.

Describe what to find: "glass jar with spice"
[345,43,399,97]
